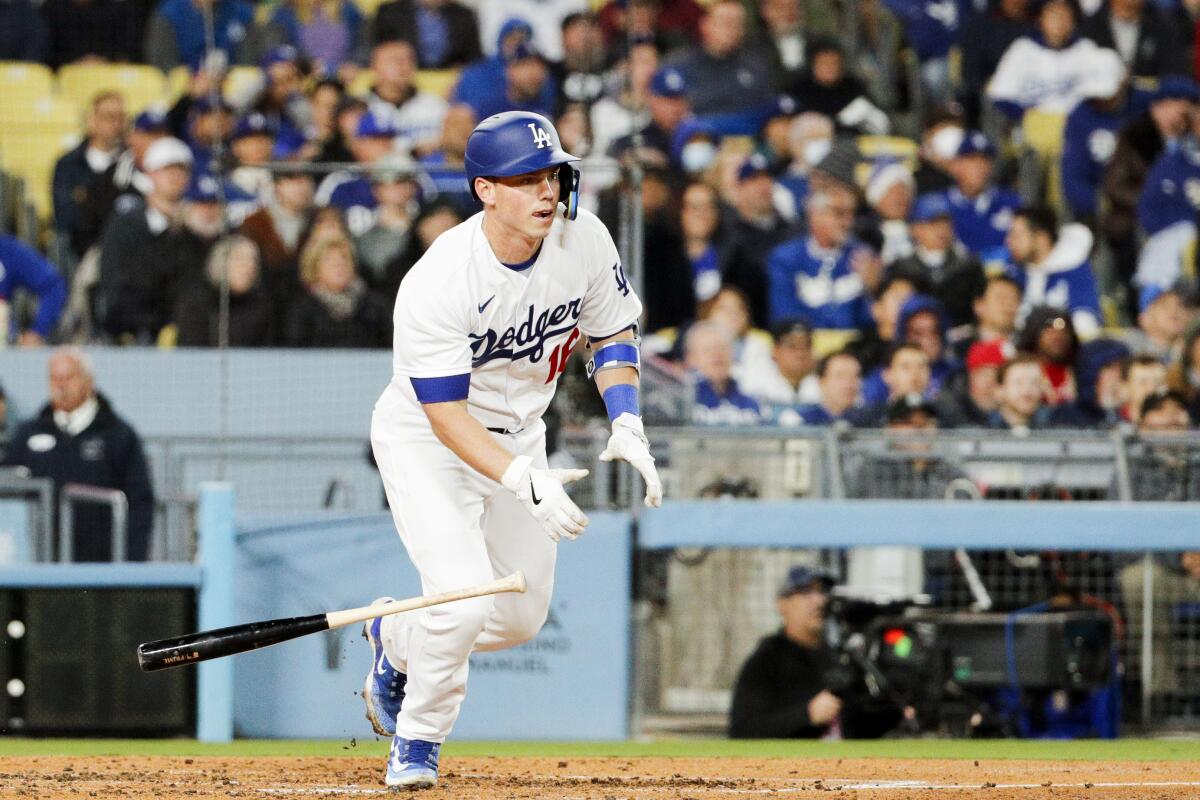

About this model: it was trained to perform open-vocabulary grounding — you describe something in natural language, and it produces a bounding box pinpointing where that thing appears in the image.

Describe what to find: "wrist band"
[602,384,640,422]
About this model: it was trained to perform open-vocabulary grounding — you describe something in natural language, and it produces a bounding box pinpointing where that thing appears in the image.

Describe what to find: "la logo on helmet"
[527,123,552,149]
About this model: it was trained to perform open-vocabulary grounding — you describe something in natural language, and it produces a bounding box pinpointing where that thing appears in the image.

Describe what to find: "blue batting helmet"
[465,111,581,220]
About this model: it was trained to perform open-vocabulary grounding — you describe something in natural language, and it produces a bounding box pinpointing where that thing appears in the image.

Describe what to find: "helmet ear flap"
[559,164,580,220]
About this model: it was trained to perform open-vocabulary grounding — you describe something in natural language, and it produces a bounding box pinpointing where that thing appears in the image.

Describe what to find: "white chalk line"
[253,778,1200,795]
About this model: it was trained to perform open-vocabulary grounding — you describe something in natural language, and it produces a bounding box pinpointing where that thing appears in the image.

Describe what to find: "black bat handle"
[137,613,329,671]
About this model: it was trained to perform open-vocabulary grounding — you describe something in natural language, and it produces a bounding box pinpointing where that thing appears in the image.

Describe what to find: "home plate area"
[2,757,1198,799]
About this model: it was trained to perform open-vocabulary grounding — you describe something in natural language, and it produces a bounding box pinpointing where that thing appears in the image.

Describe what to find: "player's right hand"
[501,455,591,542]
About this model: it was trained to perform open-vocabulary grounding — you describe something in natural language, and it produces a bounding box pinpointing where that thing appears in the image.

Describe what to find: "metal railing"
[57,483,128,562]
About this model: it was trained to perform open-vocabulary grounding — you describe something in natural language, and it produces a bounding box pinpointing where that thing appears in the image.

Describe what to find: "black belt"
[487,426,524,435]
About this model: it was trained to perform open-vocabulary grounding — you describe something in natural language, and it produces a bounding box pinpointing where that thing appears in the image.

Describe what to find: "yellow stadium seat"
[0,95,81,130]
[0,130,83,219]
[352,0,390,17]
[58,64,168,115]
[0,62,55,117]
[348,69,373,98]
[167,65,191,103]
[414,69,461,99]
[1022,108,1067,210]
[857,135,920,165]
[223,66,265,107]
[812,328,860,359]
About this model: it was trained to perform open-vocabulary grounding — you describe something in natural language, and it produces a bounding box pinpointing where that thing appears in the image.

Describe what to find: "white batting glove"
[501,455,591,542]
[598,413,663,508]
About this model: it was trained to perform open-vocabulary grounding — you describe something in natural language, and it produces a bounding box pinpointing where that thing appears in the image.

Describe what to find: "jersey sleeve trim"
[584,321,639,342]
[410,374,471,403]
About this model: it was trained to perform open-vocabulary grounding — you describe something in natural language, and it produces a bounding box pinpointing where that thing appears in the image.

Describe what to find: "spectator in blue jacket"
[143,0,264,72]
[1061,49,1136,225]
[0,235,68,346]
[685,320,763,425]
[850,342,932,425]
[454,19,557,123]
[1051,338,1131,428]
[1004,204,1102,338]
[940,131,1022,263]
[862,295,956,406]
[881,0,963,103]
[460,39,557,122]
[767,184,874,329]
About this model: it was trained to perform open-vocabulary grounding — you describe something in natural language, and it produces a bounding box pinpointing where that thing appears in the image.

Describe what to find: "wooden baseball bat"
[136,571,527,672]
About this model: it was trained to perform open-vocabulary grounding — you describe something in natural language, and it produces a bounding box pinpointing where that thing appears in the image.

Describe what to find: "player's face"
[481,166,561,240]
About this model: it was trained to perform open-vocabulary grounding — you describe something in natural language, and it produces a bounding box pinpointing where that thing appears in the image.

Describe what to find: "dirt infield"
[1,755,1198,799]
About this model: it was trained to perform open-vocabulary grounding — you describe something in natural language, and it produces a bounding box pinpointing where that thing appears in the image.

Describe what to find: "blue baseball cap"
[356,110,399,138]
[263,44,300,70]
[184,174,220,203]
[778,565,835,597]
[955,130,995,158]
[1139,284,1180,312]
[737,152,772,182]
[133,109,169,133]
[649,66,687,98]
[910,191,952,222]
[232,112,277,141]
[1152,75,1200,104]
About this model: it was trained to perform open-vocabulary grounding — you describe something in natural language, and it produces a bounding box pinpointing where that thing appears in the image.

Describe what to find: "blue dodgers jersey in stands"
[1138,144,1200,237]
[941,186,1022,256]
[766,236,873,329]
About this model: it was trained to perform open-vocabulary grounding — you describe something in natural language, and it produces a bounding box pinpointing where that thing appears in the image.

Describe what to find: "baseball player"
[364,110,662,790]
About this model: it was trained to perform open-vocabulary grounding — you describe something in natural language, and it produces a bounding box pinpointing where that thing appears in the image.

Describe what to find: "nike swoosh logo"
[478,296,496,313]
[530,479,542,505]
[376,647,388,675]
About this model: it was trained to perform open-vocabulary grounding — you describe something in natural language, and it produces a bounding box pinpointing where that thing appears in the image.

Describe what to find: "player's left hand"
[598,413,663,508]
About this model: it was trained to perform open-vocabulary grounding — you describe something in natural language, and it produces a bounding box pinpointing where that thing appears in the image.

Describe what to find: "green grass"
[0,738,1198,761]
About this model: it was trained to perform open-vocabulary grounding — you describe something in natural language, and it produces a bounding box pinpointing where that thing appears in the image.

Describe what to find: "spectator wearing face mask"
[888,193,985,328]
[775,112,834,215]
[863,160,915,265]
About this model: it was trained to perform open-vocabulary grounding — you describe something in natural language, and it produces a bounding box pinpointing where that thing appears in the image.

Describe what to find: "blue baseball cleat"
[386,737,440,791]
[363,597,406,736]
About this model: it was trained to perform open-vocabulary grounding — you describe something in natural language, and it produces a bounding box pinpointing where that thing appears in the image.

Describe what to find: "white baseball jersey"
[388,207,642,433]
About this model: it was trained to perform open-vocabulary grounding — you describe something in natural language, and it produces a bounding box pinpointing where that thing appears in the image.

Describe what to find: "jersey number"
[546,328,581,384]
[528,123,552,149]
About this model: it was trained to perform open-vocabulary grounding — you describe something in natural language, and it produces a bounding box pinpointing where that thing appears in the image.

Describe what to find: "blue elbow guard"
[586,339,640,379]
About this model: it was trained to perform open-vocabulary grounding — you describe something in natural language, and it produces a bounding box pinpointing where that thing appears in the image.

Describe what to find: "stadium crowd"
[3,0,1200,430]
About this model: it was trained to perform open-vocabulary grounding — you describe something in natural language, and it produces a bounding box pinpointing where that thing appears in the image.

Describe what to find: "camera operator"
[729,566,844,739]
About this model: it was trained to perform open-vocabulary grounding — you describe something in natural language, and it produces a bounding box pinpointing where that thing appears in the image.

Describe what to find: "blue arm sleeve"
[410,374,471,403]
[1068,261,1102,317]
[0,236,67,338]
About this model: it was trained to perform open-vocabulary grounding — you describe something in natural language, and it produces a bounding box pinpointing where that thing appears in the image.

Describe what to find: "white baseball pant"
[369,388,557,743]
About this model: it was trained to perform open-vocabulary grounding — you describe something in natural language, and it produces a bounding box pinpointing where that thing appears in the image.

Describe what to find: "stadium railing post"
[196,481,236,743]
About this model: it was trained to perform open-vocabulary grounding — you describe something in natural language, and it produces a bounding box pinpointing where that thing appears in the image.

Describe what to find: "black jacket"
[3,394,154,562]
[371,0,481,68]
[1079,3,1191,80]
[729,631,836,738]
[173,280,276,348]
[284,289,392,349]
[52,141,101,237]
[721,212,796,328]
[888,251,985,328]
[95,201,210,342]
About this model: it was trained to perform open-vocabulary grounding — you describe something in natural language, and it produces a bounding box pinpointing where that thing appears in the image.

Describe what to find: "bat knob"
[512,571,527,594]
